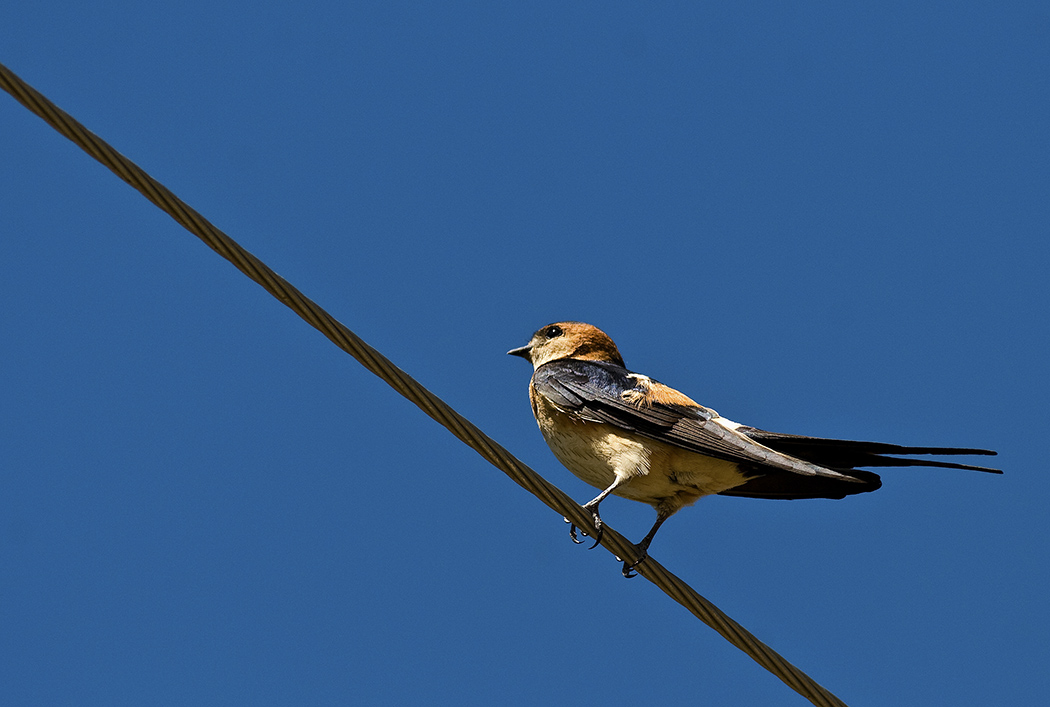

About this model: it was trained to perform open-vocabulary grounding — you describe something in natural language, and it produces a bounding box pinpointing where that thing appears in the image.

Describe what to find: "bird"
[508,321,1001,577]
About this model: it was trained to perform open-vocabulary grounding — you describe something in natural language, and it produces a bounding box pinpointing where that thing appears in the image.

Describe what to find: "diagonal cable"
[1,61,848,707]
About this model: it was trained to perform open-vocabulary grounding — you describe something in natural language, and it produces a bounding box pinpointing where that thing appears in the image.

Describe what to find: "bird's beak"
[507,343,532,361]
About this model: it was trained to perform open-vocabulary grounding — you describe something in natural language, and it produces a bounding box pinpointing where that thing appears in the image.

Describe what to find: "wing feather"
[532,360,857,480]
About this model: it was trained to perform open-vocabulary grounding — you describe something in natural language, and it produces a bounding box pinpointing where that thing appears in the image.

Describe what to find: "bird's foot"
[565,517,585,544]
[564,508,604,549]
[621,548,649,578]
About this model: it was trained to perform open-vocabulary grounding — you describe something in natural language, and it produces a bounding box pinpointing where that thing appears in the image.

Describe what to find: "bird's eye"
[544,325,563,339]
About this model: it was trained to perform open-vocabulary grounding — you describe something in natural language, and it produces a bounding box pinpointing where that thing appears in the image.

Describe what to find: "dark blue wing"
[531,360,851,478]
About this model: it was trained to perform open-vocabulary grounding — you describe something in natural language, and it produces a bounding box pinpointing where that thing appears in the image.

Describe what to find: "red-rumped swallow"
[509,321,1000,577]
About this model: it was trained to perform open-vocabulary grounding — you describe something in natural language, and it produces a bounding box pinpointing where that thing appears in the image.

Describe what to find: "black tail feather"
[739,427,1002,474]
[719,467,883,500]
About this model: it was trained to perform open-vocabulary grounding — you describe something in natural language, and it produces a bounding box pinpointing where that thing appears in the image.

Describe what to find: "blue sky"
[2,3,1047,705]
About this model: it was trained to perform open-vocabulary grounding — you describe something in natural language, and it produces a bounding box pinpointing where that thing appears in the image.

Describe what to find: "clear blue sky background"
[2,3,1047,705]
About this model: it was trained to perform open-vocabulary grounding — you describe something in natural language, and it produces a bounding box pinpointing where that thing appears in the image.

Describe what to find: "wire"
[1,61,848,707]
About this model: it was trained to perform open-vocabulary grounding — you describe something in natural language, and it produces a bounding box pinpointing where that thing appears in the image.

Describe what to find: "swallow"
[509,321,1000,577]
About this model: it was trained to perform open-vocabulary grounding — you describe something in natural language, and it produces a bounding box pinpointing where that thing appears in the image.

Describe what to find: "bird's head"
[507,321,625,369]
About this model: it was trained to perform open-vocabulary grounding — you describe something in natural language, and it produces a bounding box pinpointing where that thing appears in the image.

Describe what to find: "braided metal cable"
[1,61,847,707]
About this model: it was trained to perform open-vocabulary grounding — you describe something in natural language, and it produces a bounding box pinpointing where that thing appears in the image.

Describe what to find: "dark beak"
[507,344,532,361]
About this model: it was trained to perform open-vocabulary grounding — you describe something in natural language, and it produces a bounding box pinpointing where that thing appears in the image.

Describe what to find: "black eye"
[544,325,563,339]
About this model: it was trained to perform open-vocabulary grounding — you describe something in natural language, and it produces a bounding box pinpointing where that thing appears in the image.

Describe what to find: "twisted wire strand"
[1,61,847,707]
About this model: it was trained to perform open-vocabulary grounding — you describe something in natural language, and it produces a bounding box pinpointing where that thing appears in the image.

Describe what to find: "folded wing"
[533,360,862,481]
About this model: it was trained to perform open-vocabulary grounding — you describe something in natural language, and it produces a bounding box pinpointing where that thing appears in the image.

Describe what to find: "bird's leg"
[621,510,671,578]
[567,477,629,549]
